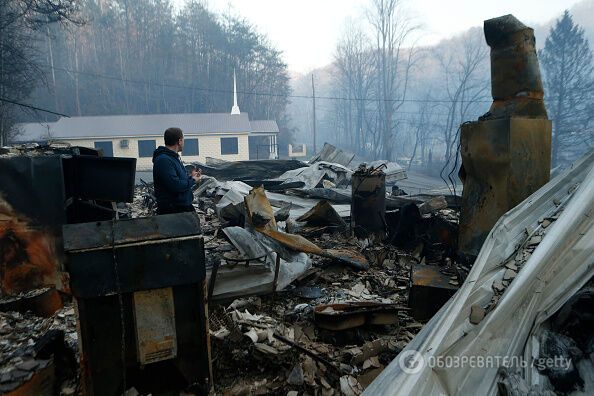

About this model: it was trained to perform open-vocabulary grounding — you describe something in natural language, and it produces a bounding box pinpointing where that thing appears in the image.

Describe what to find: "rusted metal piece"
[458,15,552,261]
[62,155,137,203]
[313,301,405,331]
[458,118,551,259]
[296,200,346,228]
[62,213,202,252]
[260,228,324,255]
[259,228,369,271]
[244,186,369,270]
[351,167,386,239]
[244,186,277,230]
[133,287,178,365]
[408,264,458,321]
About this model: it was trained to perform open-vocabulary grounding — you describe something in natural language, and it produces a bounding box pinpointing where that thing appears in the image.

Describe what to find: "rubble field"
[131,159,463,395]
[1,143,465,395]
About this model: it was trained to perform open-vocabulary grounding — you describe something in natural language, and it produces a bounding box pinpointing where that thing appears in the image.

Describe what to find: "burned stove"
[62,213,210,395]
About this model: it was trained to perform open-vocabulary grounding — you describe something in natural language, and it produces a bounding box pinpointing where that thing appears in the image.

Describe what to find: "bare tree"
[407,95,438,170]
[434,29,489,164]
[334,20,375,156]
[367,0,418,160]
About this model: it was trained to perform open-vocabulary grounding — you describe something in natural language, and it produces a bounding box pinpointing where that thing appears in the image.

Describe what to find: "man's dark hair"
[164,127,183,146]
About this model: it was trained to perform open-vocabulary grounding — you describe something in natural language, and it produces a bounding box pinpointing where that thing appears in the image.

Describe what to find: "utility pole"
[311,73,317,153]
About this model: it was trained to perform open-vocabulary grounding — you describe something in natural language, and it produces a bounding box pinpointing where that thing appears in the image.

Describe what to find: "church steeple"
[231,69,241,115]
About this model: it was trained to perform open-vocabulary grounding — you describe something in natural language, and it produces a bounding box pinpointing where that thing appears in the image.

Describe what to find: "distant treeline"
[292,2,593,168]
[2,0,293,150]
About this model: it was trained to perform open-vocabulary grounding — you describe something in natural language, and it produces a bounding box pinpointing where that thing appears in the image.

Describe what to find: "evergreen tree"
[539,10,594,166]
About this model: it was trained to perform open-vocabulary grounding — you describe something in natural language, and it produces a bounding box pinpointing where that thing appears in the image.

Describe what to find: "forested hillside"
[2,0,292,148]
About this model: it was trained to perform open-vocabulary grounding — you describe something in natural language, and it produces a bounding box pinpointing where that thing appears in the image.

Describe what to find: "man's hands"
[191,167,202,182]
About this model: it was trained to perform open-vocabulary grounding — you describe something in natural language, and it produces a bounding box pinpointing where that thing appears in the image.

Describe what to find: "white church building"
[13,72,279,169]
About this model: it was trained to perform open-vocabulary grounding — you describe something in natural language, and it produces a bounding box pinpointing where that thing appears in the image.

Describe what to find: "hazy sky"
[176,0,583,73]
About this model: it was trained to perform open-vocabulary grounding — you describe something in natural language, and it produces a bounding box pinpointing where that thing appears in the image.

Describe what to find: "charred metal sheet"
[0,156,66,226]
[296,200,346,228]
[190,159,307,181]
[309,142,355,167]
[62,155,137,203]
[314,302,404,331]
[0,153,138,295]
[241,180,306,191]
[259,228,324,255]
[351,168,386,238]
[288,188,352,204]
[0,156,65,295]
[408,264,458,321]
[62,212,202,251]
[64,227,205,299]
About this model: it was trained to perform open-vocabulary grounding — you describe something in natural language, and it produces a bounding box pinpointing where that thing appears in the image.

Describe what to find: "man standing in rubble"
[152,127,201,215]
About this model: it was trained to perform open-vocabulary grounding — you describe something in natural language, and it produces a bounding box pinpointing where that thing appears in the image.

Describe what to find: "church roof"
[12,112,280,142]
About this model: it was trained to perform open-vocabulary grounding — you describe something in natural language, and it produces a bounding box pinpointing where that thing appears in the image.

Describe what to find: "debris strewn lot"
[128,150,462,394]
[1,143,464,394]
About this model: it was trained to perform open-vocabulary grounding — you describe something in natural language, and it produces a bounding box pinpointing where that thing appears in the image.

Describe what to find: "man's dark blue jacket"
[152,146,195,210]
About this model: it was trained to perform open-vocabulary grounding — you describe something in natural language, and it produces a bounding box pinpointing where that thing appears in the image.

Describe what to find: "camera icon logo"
[399,350,425,374]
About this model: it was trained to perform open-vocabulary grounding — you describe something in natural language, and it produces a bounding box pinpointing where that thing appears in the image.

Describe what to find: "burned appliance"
[62,213,210,395]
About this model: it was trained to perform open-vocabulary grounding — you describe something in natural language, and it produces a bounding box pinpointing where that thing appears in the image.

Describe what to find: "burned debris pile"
[0,299,78,395]
[3,142,592,395]
[0,142,466,395]
[3,10,592,395]
[121,143,465,394]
